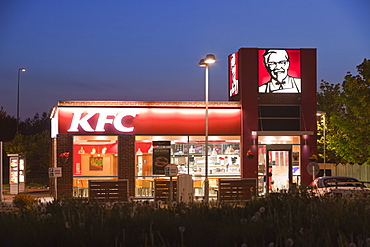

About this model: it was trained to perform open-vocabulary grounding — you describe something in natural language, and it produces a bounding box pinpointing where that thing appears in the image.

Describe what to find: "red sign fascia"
[57,107,241,135]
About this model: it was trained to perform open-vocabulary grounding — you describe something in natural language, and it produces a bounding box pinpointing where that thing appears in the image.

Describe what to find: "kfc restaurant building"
[50,48,317,199]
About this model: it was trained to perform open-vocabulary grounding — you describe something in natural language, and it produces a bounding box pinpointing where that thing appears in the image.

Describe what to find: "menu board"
[9,157,25,184]
[152,148,170,175]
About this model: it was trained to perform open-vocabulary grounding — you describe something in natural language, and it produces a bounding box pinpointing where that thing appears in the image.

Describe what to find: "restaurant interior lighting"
[136,148,143,155]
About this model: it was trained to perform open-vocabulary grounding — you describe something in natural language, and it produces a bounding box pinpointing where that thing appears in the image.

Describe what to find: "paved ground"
[1,189,54,205]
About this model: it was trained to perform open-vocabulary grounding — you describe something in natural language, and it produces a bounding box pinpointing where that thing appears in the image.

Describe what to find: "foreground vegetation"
[1,190,370,247]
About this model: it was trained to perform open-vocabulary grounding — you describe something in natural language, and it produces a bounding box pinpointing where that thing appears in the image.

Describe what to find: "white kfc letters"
[67,109,138,132]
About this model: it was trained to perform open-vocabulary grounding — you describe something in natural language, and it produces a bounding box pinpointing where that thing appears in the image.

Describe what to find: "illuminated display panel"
[229,52,239,97]
[258,49,301,93]
[56,107,241,135]
[9,158,25,184]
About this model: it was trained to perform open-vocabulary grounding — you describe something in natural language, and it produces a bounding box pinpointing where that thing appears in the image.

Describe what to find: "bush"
[12,193,36,210]
[1,190,370,246]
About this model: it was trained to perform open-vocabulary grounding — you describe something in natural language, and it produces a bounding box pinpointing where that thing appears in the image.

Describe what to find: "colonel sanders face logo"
[264,50,290,83]
[259,49,301,93]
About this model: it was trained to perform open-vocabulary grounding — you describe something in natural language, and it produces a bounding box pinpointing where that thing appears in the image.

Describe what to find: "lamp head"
[198,59,206,67]
[198,54,216,67]
[204,54,216,64]
[19,68,26,72]
[316,111,326,116]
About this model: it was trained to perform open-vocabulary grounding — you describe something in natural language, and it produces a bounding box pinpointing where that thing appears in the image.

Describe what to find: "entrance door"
[264,145,293,194]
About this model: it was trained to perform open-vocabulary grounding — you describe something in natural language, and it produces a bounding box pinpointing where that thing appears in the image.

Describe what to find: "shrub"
[13,193,36,210]
[1,191,370,246]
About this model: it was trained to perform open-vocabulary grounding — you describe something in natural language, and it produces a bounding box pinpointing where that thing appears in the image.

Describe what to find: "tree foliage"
[1,107,51,184]
[4,130,51,174]
[318,59,370,163]
[317,80,342,163]
[0,107,17,142]
[20,112,50,135]
[0,108,50,140]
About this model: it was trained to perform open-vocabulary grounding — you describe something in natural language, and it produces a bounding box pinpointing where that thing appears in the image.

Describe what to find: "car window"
[324,178,364,188]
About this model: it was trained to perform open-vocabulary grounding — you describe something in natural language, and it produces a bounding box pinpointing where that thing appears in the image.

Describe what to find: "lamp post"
[198,54,216,203]
[17,68,26,133]
[317,111,326,176]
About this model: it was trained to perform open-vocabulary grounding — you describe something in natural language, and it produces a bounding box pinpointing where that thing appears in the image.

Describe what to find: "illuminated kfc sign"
[55,107,241,136]
[258,49,301,93]
[229,52,239,97]
[67,109,138,133]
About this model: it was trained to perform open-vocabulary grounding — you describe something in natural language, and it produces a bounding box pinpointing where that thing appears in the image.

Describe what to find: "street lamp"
[17,68,26,133]
[198,54,216,202]
[317,111,326,176]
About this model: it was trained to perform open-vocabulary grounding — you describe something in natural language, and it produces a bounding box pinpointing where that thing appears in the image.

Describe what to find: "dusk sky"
[1,0,369,119]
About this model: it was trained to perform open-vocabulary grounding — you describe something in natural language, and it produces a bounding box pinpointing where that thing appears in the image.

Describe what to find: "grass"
[1,188,370,247]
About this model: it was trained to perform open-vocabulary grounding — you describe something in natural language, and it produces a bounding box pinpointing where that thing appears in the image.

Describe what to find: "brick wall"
[53,134,136,199]
[118,134,136,197]
[258,93,301,105]
[56,134,74,198]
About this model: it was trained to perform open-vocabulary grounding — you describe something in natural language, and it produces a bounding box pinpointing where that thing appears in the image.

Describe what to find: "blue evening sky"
[0,0,369,119]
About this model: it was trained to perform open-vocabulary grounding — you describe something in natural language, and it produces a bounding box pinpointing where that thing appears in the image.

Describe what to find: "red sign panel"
[229,52,239,97]
[56,107,241,135]
[258,49,301,93]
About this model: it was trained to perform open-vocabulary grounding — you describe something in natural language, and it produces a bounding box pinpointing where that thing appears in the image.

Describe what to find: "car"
[309,176,370,197]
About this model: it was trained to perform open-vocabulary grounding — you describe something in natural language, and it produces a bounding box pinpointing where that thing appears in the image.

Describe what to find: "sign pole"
[49,167,62,200]
[169,176,173,202]
[49,168,58,200]
[165,164,178,202]
[307,162,319,181]
[313,166,315,181]
[55,175,57,200]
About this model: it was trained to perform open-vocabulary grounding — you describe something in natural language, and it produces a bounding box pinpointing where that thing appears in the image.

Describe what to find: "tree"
[0,107,17,142]
[317,81,343,163]
[4,130,51,184]
[1,109,51,184]
[319,59,370,163]
[0,108,50,140]
[20,112,50,135]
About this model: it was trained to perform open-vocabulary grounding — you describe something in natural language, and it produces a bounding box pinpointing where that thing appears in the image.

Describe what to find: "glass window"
[135,135,241,197]
[259,106,300,118]
[258,136,300,145]
[259,119,300,131]
[257,137,301,195]
[258,106,301,131]
[72,136,118,197]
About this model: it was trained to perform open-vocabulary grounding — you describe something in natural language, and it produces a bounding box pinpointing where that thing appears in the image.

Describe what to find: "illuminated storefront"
[228,48,317,193]
[50,47,317,198]
[51,102,242,198]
